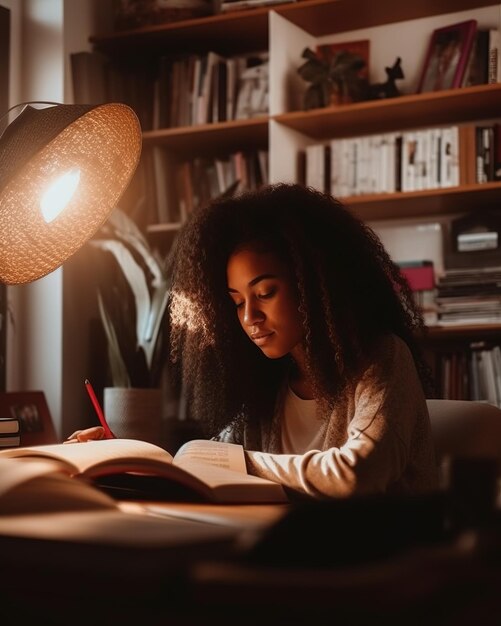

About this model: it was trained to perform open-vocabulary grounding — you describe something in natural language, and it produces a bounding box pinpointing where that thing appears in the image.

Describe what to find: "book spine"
[488,29,500,83]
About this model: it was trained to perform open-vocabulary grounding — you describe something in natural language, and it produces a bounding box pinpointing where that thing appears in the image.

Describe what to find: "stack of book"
[435,266,501,326]
[398,260,438,326]
[0,417,20,448]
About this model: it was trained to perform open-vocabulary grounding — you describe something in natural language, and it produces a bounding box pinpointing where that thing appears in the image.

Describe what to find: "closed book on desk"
[0,438,288,504]
[0,417,20,448]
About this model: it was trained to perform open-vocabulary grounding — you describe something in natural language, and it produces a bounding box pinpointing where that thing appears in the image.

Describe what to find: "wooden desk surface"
[128,501,289,530]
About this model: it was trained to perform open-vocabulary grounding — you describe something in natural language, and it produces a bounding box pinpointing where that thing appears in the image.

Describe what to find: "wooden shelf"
[274,84,501,139]
[91,0,497,54]
[142,117,269,157]
[422,324,501,341]
[343,182,501,221]
[90,5,272,56]
[280,0,499,37]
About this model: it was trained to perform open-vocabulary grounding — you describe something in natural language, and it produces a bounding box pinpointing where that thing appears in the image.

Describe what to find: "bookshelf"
[86,0,501,402]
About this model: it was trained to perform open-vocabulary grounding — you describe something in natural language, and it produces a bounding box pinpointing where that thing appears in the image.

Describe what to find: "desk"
[0,501,500,626]
[0,501,286,626]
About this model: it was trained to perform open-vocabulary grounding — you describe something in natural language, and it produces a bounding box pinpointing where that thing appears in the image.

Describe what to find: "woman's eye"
[235,301,244,309]
[258,289,275,300]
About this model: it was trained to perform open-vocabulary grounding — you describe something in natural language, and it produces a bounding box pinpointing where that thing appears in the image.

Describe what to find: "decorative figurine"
[367,57,404,100]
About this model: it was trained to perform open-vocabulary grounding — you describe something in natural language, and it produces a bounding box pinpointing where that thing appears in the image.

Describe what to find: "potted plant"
[90,208,170,444]
[297,47,369,109]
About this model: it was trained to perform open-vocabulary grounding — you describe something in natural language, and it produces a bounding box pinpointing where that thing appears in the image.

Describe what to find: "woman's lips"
[250,331,273,346]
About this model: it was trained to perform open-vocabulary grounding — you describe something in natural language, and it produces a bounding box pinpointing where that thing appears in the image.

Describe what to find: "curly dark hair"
[166,183,433,437]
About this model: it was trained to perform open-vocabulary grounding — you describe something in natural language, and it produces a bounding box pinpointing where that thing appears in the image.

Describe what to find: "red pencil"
[84,379,115,439]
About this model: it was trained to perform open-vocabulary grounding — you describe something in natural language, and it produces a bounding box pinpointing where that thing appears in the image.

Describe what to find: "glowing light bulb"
[40,169,81,223]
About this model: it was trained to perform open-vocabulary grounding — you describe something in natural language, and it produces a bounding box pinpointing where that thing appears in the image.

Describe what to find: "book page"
[173,439,247,474]
[0,438,174,475]
[0,458,117,514]
[172,460,288,503]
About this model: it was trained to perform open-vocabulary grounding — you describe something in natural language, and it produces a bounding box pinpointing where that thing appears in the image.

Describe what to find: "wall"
[3,0,113,438]
[4,0,65,436]
[60,0,114,438]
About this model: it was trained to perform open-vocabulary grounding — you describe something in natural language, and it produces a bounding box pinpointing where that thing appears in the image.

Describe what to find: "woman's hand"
[64,426,106,443]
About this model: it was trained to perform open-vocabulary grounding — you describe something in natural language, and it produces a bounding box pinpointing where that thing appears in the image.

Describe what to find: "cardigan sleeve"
[244,336,428,498]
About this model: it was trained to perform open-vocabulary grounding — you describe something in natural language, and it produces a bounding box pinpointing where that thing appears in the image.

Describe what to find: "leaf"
[90,239,151,349]
[141,281,169,370]
[97,291,131,387]
[98,209,165,288]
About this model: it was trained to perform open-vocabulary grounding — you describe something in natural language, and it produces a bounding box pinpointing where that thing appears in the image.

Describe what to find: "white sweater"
[219,334,438,499]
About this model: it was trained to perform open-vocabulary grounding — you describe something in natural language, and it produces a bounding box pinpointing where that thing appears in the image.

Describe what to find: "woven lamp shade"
[0,102,142,284]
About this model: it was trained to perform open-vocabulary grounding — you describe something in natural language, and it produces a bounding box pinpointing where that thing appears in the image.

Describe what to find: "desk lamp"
[0,102,142,285]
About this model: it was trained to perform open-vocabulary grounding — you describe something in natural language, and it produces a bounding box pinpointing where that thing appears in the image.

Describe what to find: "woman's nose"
[243,301,264,326]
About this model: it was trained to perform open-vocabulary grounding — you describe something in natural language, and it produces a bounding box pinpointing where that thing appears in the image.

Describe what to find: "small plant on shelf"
[298,46,369,109]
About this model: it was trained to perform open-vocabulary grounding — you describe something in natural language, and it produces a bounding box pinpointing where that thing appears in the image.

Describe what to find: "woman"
[70,183,438,499]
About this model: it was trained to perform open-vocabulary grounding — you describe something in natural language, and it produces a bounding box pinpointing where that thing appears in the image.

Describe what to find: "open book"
[0,438,288,504]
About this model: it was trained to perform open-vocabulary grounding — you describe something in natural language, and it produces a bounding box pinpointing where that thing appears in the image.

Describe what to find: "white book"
[385,133,396,193]
[329,139,341,197]
[401,132,417,192]
[305,143,326,192]
[358,135,370,194]
[368,135,379,193]
[378,134,389,194]
[427,128,439,189]
[353,136,363,195]
[439,126,453,188]
[340,139,352,197]
[414,131,425,191]
[449,126,460,186]
[348,138,358,196]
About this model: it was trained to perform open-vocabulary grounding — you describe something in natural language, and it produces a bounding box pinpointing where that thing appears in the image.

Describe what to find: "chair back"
[427,399,501,462]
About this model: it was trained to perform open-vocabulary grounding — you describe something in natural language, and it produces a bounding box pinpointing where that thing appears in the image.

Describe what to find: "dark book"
[494,123,501,180]
[462,29,489,86]
[477,125,495,182]
[395,135,403,191]
[458,124,477,185]
[70,51,110,104]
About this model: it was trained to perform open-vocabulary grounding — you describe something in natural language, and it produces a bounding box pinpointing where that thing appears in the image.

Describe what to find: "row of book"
[438,344,501,407]
[153,51,269,129]
[70,50,269,133]
[175,150,269,221]
[302,123,501,198]
[127,147,270,227]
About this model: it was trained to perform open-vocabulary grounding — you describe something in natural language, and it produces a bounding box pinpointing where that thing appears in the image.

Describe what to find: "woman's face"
[226,246,304,360]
